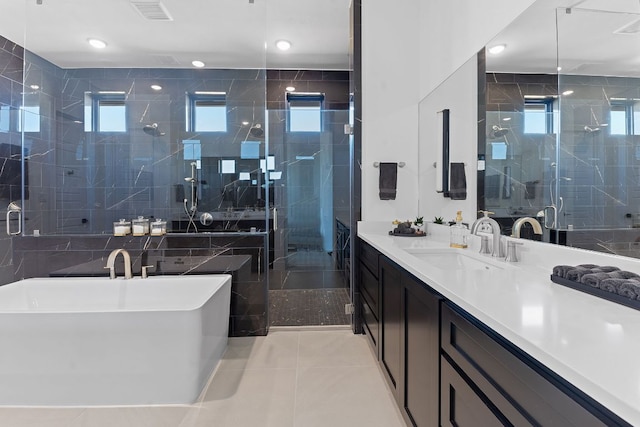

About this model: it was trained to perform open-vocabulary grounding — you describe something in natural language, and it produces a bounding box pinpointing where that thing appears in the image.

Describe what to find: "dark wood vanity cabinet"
[379,255,441,427]
[359,240,380,353]
[440,302,629,427]
[356,238,629,427]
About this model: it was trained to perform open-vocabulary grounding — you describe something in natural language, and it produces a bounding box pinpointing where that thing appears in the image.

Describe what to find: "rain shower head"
[143,123,165,137]
[489,125,509,138]
[249,124,264,138]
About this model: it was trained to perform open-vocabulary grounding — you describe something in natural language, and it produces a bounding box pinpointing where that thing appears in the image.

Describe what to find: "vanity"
[358,221,640,427]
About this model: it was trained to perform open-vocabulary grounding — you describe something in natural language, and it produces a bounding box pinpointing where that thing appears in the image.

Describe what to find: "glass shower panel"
[484,110,556,231]
[267,108,352,326]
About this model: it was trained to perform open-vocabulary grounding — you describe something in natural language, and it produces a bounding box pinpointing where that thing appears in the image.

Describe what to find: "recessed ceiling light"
[276,40,292,51]
[488,44,506,55]
[242,121,250,126]
[557,66,563,72]
[29,84,40,90]
[502,117,511,121]
[88,38,107,49]
[285,86,295,92]
[192,60,205,68]
[150,84,162,91]
[562,90,574,96]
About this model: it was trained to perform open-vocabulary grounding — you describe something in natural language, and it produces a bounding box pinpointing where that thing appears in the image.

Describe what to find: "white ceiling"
[486,0,640,77]
[0,0,352,70]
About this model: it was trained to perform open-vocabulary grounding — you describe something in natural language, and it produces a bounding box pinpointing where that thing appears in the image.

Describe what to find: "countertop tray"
[550,274,640,311]
[389,230,426,237]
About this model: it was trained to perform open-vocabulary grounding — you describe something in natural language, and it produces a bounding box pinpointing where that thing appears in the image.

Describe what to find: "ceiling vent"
[131,1,173,21]
[614,18,640,35]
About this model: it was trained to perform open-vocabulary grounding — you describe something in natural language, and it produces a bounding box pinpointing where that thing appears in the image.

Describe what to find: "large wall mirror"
[483,0,640,259]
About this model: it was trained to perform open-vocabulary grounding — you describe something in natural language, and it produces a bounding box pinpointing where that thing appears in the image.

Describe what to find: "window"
[609,100,640,135]
[84,92,127,132]
[18,105,40,133]
[524,98,553,134]
[610,104,628,135]
[287,93,324,132]
[0,105,12,133]
[186,92,227,132]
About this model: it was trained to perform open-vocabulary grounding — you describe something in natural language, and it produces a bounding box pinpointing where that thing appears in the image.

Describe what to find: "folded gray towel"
[566,267,596,282]
[580,272,617,287]
[619,271,640,280]
[617,279,640,300]
[552,265,574,278]
[578,264,599,269]
[599,278,624,294]
[595,266,621,273]
[379,162,398,200]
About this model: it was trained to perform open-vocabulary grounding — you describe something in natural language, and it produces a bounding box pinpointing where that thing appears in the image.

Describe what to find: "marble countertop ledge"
[358,221,640,426]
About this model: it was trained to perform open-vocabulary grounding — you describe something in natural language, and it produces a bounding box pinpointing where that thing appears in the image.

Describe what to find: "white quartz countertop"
[358,221,640,426]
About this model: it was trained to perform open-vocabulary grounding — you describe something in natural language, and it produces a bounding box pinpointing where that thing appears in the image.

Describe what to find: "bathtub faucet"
[105,249,133,279]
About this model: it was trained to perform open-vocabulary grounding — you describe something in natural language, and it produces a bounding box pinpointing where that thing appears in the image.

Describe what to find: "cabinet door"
[441,357,508,427]
[402,276,440,427]
[379,256,402,396]
[441,302,621,427]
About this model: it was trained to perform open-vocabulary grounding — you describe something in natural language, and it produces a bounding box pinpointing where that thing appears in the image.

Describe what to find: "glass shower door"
[267,108,352,326]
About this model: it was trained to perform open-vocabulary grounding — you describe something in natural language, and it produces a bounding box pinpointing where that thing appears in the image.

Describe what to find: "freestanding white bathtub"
[0,274,231,406]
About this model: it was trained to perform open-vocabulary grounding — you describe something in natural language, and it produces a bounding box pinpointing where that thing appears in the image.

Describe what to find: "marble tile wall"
[487,72,640,257]
[13,233,270,336]
[0,36,25,285]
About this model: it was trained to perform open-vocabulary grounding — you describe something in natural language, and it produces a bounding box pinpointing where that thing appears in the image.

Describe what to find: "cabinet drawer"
[359,240,379,278]
[441,302,620,427]
[361,298,379,349]
[441,356,512,427]
[360,262,379,317]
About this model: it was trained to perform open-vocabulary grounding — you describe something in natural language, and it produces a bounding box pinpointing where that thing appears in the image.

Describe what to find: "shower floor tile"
[269,288,351,326]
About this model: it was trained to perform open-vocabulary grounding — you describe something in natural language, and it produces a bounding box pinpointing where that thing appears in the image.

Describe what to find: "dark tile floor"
[269,288,351,326]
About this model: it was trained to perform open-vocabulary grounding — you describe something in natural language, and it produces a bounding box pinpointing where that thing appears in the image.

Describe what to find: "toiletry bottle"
[450,211,469,248]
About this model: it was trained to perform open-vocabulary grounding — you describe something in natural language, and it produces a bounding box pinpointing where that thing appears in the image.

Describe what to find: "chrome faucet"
[470,211,504,258]
[511,217,542,239]
[104,249,133,279]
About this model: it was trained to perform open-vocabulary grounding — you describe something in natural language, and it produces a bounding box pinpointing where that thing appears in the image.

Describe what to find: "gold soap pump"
[450,211,469,248]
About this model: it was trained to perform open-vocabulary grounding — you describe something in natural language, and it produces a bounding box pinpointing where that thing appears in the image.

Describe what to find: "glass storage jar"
[113,219,131,236]
[132,216,149,236]
[150,218,167,236]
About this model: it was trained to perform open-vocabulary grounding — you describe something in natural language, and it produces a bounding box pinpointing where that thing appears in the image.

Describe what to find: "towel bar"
[374,162,405,168]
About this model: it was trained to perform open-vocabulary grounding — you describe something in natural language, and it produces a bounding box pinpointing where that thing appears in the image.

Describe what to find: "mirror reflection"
[485,4,640,258]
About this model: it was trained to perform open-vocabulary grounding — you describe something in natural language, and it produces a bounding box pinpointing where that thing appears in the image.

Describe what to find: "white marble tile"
[181,368,297,427]
[0,407,84,427]
[67,406,189,427]
[297,330,377,368]
[217,331,300,371]
[294,366,405,427]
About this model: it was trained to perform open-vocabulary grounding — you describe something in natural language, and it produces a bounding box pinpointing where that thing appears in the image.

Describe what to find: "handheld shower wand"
[183,162,198,232]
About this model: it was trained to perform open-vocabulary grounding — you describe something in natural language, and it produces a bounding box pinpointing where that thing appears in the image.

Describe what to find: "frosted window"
[18,106,40,133]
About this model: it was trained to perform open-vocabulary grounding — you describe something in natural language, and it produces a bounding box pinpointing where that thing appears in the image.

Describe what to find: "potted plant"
[414,216,425,233]
[433,216,444,225]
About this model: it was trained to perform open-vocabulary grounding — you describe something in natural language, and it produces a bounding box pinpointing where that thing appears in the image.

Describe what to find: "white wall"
[361,0,537,222]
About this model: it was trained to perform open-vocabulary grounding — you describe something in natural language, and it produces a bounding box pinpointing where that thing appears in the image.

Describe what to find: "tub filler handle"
[141,264,155,279]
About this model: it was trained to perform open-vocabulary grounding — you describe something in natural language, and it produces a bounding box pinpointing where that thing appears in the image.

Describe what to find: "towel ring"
[374,162,405,168]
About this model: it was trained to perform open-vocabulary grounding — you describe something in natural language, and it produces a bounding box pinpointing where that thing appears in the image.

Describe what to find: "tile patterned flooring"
[0,329,405,427]
[269,289,351,326]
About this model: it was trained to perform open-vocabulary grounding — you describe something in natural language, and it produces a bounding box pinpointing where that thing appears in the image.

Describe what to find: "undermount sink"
[404,248,504,272]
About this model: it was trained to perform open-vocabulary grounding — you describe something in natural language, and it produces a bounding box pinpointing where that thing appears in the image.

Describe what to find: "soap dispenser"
[450,211,469,248]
